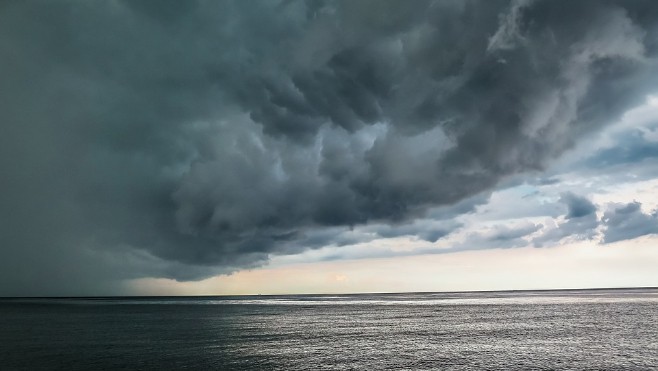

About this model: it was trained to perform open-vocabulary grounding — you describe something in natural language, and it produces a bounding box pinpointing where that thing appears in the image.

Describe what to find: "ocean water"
[1,288,657,370]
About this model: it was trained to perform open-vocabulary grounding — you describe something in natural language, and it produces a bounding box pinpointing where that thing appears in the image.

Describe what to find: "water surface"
[1,288,657,370]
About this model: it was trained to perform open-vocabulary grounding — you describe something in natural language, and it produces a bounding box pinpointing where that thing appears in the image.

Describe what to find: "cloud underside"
[2,0,658,293]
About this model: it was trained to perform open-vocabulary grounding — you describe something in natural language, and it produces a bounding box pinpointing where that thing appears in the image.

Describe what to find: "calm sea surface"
[1,288,657,370]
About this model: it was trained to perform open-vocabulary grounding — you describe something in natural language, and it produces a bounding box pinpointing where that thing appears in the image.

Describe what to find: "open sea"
[1,288,657,370]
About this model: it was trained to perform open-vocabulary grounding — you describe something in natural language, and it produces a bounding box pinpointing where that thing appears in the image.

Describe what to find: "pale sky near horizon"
[129,237,658,296]
[2,0,658,296]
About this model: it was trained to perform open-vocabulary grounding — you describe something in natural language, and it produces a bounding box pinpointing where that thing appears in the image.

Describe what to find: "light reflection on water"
[1,288,657,370]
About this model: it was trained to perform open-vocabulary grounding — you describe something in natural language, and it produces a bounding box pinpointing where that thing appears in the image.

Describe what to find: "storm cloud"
[2,0,658,294]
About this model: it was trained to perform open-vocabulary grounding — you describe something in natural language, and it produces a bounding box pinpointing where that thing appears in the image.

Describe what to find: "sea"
[1,288,657,370]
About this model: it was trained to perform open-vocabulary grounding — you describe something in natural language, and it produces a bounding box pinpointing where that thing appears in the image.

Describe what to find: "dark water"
[1,289,657,370]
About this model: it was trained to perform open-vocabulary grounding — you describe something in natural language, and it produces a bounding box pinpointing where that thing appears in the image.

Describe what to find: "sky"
[1,0,658,296]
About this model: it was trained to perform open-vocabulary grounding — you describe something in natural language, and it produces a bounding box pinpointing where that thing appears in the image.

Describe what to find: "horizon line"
[2,285,657,300]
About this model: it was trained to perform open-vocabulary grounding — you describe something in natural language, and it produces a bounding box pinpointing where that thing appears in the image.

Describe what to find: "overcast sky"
[2,0,658,296]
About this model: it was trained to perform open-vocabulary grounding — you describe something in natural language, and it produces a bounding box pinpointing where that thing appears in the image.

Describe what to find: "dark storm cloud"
[2,0,658,294]
[602,202,658,244]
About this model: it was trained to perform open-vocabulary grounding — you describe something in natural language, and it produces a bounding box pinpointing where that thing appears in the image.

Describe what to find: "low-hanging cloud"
[602,202,658,244]
[2,0,658,294]
[533,193,599,247]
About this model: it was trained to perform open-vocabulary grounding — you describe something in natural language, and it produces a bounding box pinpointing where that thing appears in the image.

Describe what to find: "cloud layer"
[2,0,658,294]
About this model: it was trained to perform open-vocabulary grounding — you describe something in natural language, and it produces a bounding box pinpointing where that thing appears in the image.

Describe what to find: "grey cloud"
[534,177,561,186]
[2,0,658,294]
[301,221,540,263]
[369,219,462,243]
[533,193,599,247]
[543,98,658,188]
[586,130,658,168]
[425,191,491,220]
[561,192,598,219]
[452,222,542,251]
[602,202,658,243]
